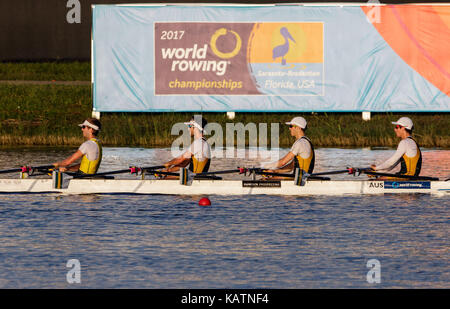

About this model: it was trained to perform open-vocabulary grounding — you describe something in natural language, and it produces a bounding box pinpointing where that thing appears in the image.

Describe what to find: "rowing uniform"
[291,136,315,173]
[188,137,211,173]
[374,136,422,176]
[78,138,102,174]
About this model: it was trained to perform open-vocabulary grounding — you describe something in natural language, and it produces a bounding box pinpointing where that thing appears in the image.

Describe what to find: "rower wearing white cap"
[53,118,103,174]
[162,115,211,176]
[371,117,422,176]
[262,116,315,175]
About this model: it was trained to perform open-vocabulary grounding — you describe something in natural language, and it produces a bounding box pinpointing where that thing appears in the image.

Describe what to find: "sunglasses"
[289,125,296,128]
[395,125,403,129]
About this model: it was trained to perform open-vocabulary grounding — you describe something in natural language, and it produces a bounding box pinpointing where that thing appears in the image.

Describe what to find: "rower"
[370,117,422,177]
[160,115,211,178]
[262,116,315,178]
[53,118,102,174]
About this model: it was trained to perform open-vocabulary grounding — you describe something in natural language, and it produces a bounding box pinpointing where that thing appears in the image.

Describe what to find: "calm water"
[0,147,448,288]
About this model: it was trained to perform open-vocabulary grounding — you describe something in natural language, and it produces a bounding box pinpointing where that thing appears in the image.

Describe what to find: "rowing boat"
[0,178,448,195]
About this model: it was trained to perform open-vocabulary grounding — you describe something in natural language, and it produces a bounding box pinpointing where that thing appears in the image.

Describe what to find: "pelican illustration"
[272,27,296,66]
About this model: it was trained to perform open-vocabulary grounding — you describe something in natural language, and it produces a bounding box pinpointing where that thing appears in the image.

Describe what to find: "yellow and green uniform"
[375,136,422,177]
[188,137,211,173]
[79,138,102,174]
[292,136,315,174]
[398,137,422,176]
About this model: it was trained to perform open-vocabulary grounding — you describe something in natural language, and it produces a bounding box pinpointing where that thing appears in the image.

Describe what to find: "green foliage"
[0,61,448,147]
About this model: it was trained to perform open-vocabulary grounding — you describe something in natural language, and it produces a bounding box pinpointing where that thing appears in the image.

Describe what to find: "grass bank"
[0,62,90,81]
[0,84,448,148]
[0,61,448,148]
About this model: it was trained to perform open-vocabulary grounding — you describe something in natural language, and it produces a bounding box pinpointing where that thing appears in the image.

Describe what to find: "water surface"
[0,147,448,288]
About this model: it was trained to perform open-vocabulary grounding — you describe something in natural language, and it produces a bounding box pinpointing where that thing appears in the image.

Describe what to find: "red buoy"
[198,197,211,206]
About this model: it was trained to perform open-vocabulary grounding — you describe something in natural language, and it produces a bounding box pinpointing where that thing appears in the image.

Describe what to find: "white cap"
[391,117,413,130]
[78,120,100,131]
[285,116,307,129]
[184,120,204,131]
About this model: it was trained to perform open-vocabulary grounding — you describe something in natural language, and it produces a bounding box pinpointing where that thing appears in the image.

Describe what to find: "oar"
[361,170,439,181]
[70,165,166,179]
[245,167,349,178]
[70,169,132,178]
[176,168,234,185]
[194,168,246,176]
[0,165,54,175]
[0,167,24,174]
[308,169,355,177]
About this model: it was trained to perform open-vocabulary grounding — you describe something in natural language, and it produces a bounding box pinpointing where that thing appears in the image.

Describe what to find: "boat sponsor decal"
[242,180,281,188]
[384,181,431,190]
[368,181,383,188]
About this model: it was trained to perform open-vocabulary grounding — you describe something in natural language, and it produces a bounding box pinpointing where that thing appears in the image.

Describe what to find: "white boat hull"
[0,178,448,195]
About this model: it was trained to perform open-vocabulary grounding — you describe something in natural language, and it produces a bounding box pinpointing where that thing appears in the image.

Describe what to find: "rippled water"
[0,147,448,288]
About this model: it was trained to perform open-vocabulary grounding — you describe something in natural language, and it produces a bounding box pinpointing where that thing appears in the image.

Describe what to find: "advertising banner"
[92,4,450,112]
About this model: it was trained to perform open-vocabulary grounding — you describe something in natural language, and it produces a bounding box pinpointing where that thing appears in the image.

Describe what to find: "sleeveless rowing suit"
[375,136,421,176]
[291,136,315,173]
[398,137,422,176]
[78,138,102,174]
[188,137,211,173]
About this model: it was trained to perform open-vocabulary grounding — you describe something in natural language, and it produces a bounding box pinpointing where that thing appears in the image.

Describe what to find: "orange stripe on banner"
[361,5,450,96]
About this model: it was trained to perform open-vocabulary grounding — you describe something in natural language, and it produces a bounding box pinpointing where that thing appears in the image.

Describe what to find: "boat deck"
[0,178,448,195]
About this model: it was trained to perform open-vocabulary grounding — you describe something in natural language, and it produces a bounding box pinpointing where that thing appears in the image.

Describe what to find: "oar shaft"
[253,171,294,178]
[142,170,179,176]
[311,169,351,176]
[363,171,438,181]
[0,165,54,175]
[33,165,55,170]
[70,165,166,178]
[0,168,21,174]
[141,165,165,170]
[71,169,131,178]
[196,169,241,176]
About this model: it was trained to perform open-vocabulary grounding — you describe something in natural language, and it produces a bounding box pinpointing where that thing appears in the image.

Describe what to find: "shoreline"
[0,62,448,148]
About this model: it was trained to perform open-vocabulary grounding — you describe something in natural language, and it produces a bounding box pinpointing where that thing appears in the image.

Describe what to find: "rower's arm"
[373,142,406,171]
[53,150,84,169]
[164,151,191,168]
[262,151,295,169]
